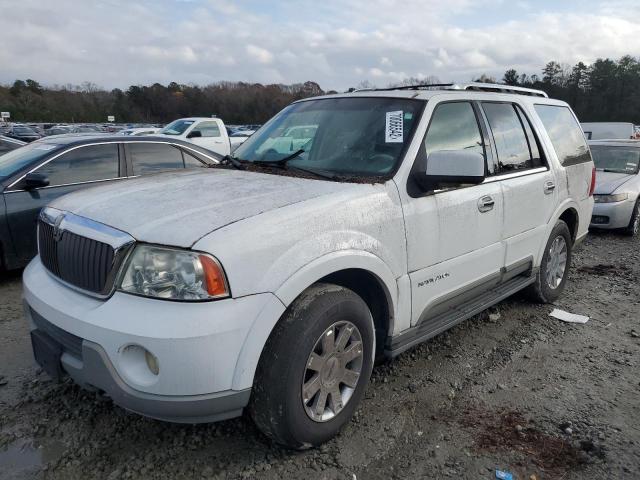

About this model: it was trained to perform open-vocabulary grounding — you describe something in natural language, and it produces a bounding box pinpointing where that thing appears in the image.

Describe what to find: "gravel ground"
[1,231,639,480]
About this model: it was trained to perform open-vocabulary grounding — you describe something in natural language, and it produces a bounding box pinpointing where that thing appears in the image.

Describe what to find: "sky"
[1,0,639,91]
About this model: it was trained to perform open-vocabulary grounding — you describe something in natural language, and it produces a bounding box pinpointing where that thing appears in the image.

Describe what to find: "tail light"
[589,167,596,197]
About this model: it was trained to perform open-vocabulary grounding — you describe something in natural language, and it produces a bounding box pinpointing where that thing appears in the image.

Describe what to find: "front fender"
[231,249,399,391]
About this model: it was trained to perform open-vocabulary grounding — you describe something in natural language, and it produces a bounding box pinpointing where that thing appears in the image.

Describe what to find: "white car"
[23,83,594,448]
[158,117,231,156]
[589,139,640,235]
[229,130,255,151]
[119,127,160,136]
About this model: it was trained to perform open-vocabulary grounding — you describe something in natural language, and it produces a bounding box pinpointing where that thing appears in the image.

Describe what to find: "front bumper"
[590,198,636,229]
[23,257,284,423]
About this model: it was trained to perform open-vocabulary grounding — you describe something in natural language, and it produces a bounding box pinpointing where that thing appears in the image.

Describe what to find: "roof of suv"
[299,82,555,103]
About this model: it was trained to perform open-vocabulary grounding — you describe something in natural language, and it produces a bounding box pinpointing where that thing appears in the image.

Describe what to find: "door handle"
[478,195,495,213]
[544,181,556,194]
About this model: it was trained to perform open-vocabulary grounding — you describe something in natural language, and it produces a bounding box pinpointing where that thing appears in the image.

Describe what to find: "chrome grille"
[38,207,135,297]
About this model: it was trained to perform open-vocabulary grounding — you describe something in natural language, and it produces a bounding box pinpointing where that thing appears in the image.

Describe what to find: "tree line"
[0,80,328,124]
[493,55,640,124]
[1,55,638,125]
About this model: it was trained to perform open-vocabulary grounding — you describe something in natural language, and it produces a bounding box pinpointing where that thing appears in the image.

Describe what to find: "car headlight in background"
[594,193,629,203]
[118,245,229,300]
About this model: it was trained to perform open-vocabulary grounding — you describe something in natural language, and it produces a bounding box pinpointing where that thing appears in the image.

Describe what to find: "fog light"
[119,344,160,386]
[145,350,159,376]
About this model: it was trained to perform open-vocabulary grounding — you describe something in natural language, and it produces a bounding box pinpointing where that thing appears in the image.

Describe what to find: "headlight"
[118,245,229,300]
[594,193,629,203]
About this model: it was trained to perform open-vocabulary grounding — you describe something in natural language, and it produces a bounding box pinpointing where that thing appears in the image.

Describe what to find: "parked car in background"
[119,127,160,136]
[581,122,636,140]
[589,139,640,235]
[158,117,231,156]
[0,135,220,269]
[0,136,26,155]
[45,126,73,136]
[23,83,594,448]
[5,125,42,142]
[229,129,255,151]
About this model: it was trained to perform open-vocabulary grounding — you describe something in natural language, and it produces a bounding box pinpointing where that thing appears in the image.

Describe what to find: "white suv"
[23,83,594,448]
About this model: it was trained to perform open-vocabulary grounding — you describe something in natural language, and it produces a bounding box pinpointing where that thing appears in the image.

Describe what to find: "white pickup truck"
[24,83,594,449]
[158,117,231,156]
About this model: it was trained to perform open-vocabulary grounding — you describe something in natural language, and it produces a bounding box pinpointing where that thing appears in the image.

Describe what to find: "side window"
[424,102,485,158]
[534,105,591,166]
[36,144,120,186]
[129,143,184,175]
[182,149,207,168]
[192,121,221,138]
[482,103,532,172]
[514,105,543,168]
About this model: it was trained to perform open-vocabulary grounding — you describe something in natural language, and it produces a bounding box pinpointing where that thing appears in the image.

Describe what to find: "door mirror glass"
[417,150,485,191]
[23,172,50,189]
[187,130,202,139]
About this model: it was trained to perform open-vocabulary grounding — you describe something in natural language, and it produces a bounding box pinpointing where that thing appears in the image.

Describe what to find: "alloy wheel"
[546,235,568,289]
[302,321,364,422]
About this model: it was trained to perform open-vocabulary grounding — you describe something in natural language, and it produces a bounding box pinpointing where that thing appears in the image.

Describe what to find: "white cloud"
[0,0,638,91]
[246,45,274,64]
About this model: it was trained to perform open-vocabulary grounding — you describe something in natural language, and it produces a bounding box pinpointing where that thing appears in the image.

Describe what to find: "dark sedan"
[0,136,26,155]
[5,125,42,142]
[0,135,220,269]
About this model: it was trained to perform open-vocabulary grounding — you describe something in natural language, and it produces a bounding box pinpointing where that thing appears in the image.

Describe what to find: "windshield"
[591,145,640,174]
[0,143,59,179]
[159,119,195,136]
[233,97,423,178]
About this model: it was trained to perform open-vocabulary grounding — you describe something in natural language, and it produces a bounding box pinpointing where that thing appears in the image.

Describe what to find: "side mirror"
[23,172,50,190]
[415,150,485,191]
[187,130,202,139]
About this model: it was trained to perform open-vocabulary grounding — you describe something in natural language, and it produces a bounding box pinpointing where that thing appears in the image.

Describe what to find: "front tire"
[623,199,640,236]
[528,220,572,303]
[249,283,375,449]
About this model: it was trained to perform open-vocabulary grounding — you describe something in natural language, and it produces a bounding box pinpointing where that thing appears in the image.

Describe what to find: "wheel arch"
[231,250,398,390]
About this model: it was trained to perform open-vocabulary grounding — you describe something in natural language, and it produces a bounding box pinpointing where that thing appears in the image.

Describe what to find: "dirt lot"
[1,231,639,480]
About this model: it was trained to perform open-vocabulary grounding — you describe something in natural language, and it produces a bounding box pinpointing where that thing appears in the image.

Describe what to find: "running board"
[385,272,536,358]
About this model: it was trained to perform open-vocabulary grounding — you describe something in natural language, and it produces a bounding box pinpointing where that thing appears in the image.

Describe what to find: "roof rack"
[351,82,548,98]
[452,82,548,98]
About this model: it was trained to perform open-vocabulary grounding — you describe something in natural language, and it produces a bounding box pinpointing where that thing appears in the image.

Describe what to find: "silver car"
[589,140,640,235]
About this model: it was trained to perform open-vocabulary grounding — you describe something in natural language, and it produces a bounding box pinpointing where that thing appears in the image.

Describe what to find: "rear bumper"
[26,306,250,423]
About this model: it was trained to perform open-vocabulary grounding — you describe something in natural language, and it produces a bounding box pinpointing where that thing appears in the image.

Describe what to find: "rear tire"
[249,283,375,449]
[623,199,640,236]
[528,220,572,303]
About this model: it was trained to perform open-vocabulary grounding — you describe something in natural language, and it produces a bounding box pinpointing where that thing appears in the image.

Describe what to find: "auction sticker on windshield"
[385,110,403,143]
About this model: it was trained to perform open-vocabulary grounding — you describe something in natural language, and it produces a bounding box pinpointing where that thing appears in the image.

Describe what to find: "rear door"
[479,101,557,270]
[4,143,124,262]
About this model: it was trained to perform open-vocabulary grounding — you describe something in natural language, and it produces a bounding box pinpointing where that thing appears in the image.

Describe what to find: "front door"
[4,143,123,263]
[403,101,505,328]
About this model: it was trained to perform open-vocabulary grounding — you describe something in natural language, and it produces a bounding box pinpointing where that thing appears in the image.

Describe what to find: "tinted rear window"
[534,105,591,166]
[129,143,184,175]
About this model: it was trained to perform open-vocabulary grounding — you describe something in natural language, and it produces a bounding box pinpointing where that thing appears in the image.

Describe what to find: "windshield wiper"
[219,154,247,170]
[254,149,306,168]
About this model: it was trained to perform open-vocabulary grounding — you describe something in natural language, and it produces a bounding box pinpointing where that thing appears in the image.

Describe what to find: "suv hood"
[50,169,359,247]
[594,170,635,195]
